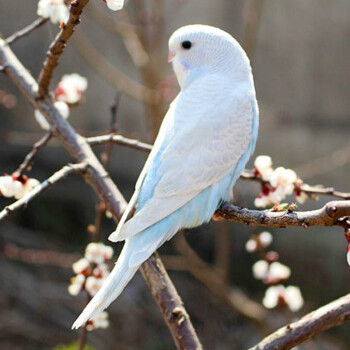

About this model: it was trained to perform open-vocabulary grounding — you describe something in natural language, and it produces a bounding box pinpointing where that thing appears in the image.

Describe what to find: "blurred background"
[0,0,350,349]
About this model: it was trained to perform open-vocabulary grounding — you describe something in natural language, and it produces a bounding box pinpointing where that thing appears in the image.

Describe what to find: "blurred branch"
[242,0,265,61]
[141,252,203,350]
[2,243,78,268]
[37,0,90,97]
[12,132,52,178]
[72,31,160,105]
[0,38,201,349]
[86,4,149,67]
[250,293,350,350]
[0,163,88,222]
[5,17,49,45]
[294,141,350,180]
[87,133,152,152]
[216,200,350,229]
[173,233,268,326]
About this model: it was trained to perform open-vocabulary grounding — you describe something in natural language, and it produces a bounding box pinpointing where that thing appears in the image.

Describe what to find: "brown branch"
[141,252,203,350]
[215,200,350,229]
[37,0,90,97]
[0,163,88,222]
[5,17,49,45]
[0,39,201,349]
[250,293,350,350]
[87,134,152,152]
[12,132,52,178]
[72,31,160,105]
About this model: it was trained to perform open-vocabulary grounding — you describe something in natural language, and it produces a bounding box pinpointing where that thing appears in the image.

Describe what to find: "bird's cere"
[35,101,69,130]
[0,175,40,200]
[253,155,309,208]
[37,0,69,24]
[101,0,125,11]
[55,74,88,105]
[263,285,304,312]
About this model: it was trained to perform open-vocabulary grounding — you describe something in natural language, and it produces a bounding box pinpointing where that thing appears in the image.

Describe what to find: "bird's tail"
[72,235,156,329]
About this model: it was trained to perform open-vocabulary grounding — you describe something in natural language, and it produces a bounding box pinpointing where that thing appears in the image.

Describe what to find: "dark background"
[0,0,350,349]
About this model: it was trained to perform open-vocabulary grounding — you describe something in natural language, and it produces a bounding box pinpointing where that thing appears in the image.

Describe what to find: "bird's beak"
[168,50,176,62]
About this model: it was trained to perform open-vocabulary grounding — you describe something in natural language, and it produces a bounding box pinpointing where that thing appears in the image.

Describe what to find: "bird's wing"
[110,76,255,242]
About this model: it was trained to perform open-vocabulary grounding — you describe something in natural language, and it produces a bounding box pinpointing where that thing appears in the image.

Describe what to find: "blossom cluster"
[37,0,69,24]
[0,175,40,200]
[37,0,125,24]
[34,74,87,130]
[69,242,113,330]
[253,155,308,208]
[246,231,304,312]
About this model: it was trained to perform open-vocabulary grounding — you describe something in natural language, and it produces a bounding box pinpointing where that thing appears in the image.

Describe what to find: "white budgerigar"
[72,24,259,329]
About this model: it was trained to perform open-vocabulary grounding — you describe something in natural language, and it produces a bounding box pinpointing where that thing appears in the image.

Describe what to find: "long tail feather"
[72,244,138,329]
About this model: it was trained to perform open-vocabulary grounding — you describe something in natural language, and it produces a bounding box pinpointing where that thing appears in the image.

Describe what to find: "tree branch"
[141,252,203,350]
[250,293,350,350]
[0,38,201,349]
[12,132,52,178]
[215,200,350,229]
[37,0,90,97]
[5,17,49,45]
[0,163,87,222]
[87,133,152,152]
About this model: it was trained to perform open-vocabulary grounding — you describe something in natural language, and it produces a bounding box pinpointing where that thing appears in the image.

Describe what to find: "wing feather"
[110,75,255,242]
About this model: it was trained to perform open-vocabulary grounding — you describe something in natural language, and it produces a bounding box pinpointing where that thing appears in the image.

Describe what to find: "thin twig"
[250,293,350,350]
[37,0,90,97]
[87,134,152,152]
[12,132,52,178]
[6,17,49,45]
[215,200,350,229]
[0,163,88,222]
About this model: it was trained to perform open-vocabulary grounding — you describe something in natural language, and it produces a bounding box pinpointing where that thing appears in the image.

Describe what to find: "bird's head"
[168,24,251,89]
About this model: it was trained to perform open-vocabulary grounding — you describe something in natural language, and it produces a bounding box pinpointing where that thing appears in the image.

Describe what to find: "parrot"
[72,24,259,329]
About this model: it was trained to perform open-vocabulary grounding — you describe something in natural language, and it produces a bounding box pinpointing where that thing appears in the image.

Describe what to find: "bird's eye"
[181,40,192,50]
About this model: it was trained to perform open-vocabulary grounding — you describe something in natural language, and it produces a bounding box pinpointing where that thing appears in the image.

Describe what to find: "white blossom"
[245,239,258,253]
[268,262,291,282]
[252,260,269,280]
[87,311,110,331]
[72,258,90,274]
[55,74,88,104]
[270,167,297,197]
[259,231,273,248]
[0,176,40,200]
[35,101,69,130]
[68,274,85,296]
[85,276,103,296]
[85,242,113,264]
[263,285,304,312]
[37,0,69,24]
[254,155,273,181]
[295,191,308,204]
[105,0,125,11]
[347,246,350,266]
